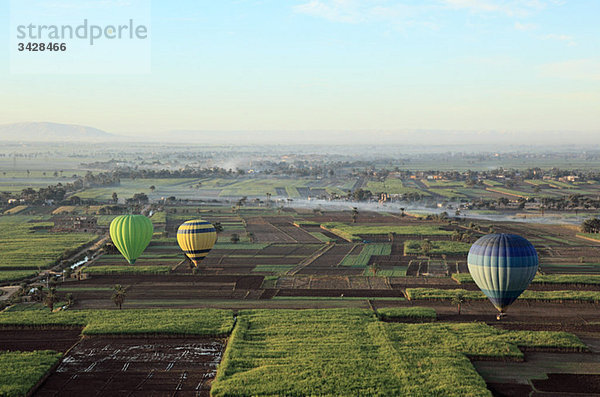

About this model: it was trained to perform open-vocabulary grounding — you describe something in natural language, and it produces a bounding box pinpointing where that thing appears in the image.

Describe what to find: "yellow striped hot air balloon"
[177,219,217,267]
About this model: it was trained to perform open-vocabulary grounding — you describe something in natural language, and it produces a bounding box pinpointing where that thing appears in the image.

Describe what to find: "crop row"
[404,240,471,255]
[452,273,600,286]
[0,350,62,397]
[211,308,585,396]
[322,223,452,241]
[0,308,234,336]
[406,288,600,303]
[340,244,392,267]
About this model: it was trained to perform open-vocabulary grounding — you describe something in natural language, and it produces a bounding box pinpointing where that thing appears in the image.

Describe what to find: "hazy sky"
[1,0,599,138]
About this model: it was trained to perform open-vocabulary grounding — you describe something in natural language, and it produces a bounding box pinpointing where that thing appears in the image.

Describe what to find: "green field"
[453,273,600,286]
[404,240,471,255]
[0,350,62,397]
[211,309,584,396]
[0,308,234,336]
[0,216,97,284]
[323,223,452,241]
[407,288,600,303]
[365,179,429,196]
[340,244,392,267]
[0,270,38,282]
[82,266,172,275]
[377,307,437,321]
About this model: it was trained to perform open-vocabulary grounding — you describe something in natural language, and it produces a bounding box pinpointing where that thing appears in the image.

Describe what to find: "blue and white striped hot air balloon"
[467,234,538,316]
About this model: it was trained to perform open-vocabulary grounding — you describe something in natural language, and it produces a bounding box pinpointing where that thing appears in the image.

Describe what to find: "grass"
[0,350,62,397]
[0,309,234,336]
[370,267,407,277]
[377,307,437,321]
[294,221,321,226]
[365,179,429,196]
[82,266,172,275]
[577,233,600,241]
[407,288,600,303]
[308,232,336,242]
[406,288,484,301]
[452,273,600,286]
[0,270,37,282]
[485,187,531,198]
[404,240,471,255]
[149,211,167,224]
[0,216,97,270]
[211,309,585,396]
[340,244,392,267]
[323,223,451,241]
[383,322,586,360]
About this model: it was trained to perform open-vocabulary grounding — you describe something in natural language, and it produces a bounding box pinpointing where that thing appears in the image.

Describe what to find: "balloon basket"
[496,313,507,321]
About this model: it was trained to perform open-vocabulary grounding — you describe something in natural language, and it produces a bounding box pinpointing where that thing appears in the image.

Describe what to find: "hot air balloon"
[467,233,538,319]
[109,215,154,265]
[177,219,217,267]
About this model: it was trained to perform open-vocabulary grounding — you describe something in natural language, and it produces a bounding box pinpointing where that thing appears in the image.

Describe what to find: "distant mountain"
[0,122,115,142]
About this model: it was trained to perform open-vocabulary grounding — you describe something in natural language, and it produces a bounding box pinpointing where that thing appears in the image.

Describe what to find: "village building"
[52,216,98,233]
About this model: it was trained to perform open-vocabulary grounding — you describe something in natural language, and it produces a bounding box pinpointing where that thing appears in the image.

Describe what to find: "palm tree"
[388,232,397,243]
[420,239,433,256]
[111,284,126,309]
[213,222,224,233]
[369,264,379,277]
[451,291,466,315]
[65,293,74,307]
[451,230,461,241]
[44,287,59,311]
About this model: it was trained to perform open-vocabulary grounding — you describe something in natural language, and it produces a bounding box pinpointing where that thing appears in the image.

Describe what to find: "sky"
[0,0,599,141]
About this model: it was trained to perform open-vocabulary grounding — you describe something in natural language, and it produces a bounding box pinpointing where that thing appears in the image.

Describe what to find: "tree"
[420,239,433,256]
[230,233,240,244]
[451,230,461,241]
[451,291,466,315]
[149,185,156,192]
[63,267,73,281]
[351,207,359,223]
[112,192,118,204]
[581,218,600,234]
[369,263,379,277]
[44,287,59,311]
[65,293,74,307]
[213,222,224,233]
[111,284,126,309]
[388,232,397,243]
[246,232,255,243]
[131,193,149,204]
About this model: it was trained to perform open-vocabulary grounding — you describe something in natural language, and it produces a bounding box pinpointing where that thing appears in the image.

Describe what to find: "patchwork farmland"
[2,205,600,396]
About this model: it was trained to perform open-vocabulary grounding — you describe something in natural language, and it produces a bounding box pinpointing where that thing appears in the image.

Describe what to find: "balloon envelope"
[177,219,217,267]
[467,233,538,313]
[109,215,154,265]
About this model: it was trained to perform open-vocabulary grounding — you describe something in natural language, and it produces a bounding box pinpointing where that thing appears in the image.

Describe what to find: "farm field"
[0,215,98,285]
[0,308,593,397]
[2,206,600,396]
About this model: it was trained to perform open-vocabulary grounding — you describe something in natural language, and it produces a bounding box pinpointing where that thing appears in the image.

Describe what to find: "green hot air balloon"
[109,215,153,264]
